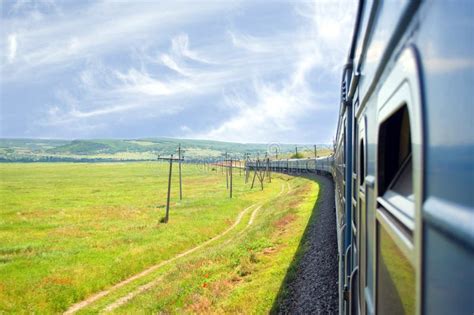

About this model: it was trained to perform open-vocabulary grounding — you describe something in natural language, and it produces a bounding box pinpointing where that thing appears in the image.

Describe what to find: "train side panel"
[338,1,474,314]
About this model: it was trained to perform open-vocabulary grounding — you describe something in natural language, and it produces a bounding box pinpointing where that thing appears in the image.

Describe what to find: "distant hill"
[0,138,332,162]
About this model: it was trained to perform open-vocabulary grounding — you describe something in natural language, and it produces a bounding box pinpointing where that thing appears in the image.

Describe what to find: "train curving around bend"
[334,1,473,314]
[249,1,473,314]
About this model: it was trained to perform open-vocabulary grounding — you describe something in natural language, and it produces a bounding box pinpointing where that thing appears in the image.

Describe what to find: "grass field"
[0,162,319,313]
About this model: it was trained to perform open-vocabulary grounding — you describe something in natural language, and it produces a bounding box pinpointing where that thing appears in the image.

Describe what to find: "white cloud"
[0,1,240,81]
[195,0,357,143]
[2,0,356,142]
[7,34,17,63]
[200,80,314,142]
[171,33,213,64]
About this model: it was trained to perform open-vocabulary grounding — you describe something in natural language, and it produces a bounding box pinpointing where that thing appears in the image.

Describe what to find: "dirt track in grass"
[64,183,288,314]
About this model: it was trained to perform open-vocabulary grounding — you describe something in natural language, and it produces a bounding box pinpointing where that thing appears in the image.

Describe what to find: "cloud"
[199,79,314,142]
[39,27,296,127]
[7,34,17,63]
[1,0,356,142]
[0,1,240,82]
[195,0,357,143]
[171,33,213,64]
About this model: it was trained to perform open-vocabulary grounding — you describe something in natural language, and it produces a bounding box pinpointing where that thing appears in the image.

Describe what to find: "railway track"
[274,174,338,314]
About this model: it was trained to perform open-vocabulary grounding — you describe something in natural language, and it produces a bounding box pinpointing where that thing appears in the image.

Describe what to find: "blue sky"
[0,0,356,144]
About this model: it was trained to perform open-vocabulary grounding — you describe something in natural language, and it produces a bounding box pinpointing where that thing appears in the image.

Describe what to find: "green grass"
[0,162,319,313]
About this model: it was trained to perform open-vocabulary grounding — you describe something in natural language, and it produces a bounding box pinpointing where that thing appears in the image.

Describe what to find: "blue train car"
[334,1,474,314]
[247,155,334,175]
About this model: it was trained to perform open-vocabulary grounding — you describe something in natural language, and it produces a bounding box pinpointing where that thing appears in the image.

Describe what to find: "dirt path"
[103,203,264,312]
[64,183,287,314]
[102,183,289,312]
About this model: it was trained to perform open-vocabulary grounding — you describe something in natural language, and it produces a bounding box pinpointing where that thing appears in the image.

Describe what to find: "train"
[246,156,334,175]
[334,1,473,314]
[248,1,474,314]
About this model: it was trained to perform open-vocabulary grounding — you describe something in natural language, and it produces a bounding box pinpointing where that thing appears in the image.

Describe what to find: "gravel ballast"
[275,174,338,314]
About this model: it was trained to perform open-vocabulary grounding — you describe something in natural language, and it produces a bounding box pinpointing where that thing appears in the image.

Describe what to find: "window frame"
[375,47,424,315]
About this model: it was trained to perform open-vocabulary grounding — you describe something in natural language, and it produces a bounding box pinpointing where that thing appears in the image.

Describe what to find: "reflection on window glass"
[377,225,415,315]
[390,157,414,201]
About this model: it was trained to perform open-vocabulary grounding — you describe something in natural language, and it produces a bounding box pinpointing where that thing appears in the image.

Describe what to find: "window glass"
[390,157,414,201]
[377,225,415,315]
[377,106,412,195]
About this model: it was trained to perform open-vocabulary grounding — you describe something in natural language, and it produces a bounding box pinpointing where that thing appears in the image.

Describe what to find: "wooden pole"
[251,159,258,189]
[259,160,264,190]
[165,154,174,223]
[267,158,271,183]
[245,156,250,184]
[229,158,233,198]
[225,153,229,189]
[178,144,182,201]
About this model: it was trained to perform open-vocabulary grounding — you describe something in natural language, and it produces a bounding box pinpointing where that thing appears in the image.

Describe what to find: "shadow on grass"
[270,172,332,314]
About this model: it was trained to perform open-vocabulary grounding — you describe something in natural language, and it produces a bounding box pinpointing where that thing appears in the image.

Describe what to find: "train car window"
[376,225,415,315]
[376,104,416,314]
[374,48,423,315]
[377,105,414,222]
[377,105,412,195]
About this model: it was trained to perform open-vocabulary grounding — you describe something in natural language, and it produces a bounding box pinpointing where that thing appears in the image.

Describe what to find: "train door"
[375,48,423,315]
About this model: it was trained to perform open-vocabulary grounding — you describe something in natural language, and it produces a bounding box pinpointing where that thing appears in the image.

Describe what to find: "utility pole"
[177,144,183,200]
[251,158,265,191]
[166,155,173,223]
[245,153,250,184]
[225,152,229,189]
[229,158,233,198]
[259,159,265,190]
[157,154,183,223]
[251,158,258,189]
[267,157,271,183]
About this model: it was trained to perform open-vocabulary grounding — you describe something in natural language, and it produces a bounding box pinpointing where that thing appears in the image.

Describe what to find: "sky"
[0,0,356,144]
